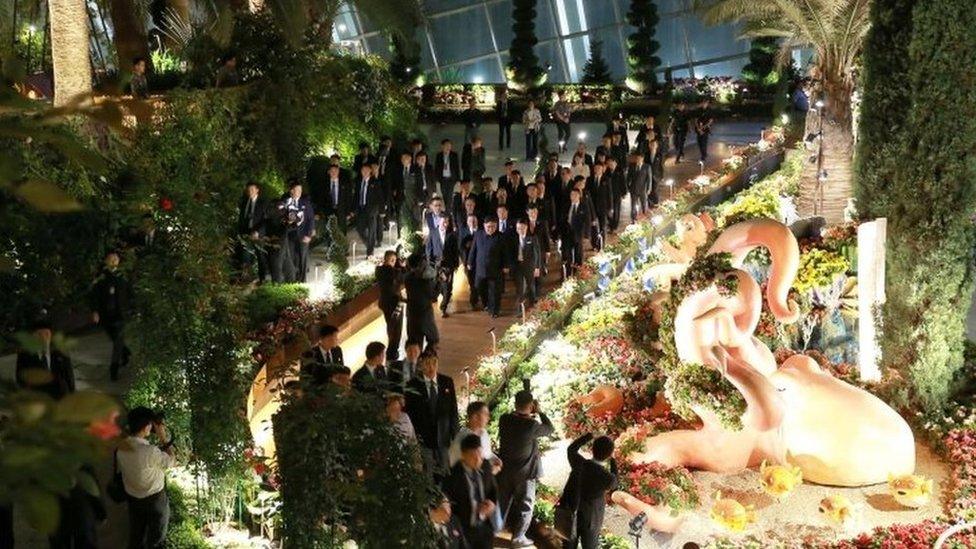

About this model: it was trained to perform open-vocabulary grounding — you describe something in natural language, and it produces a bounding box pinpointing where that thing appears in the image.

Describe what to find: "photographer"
[496,390,554,548]
[117,407,175,549]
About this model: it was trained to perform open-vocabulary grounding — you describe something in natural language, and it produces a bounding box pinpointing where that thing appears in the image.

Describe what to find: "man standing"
[449,401,502,473]
[129,57,149,98]
[588,163,611,250]
[561,188,590,277]
[552,92,572,152]
[605,157,626,231]
[404,253,440,349]
[16,318,75,399]
[413,152,436,217]
[406,353,460,479]
[496,87,512,151]
[390,152,413,237]
[467,216,505,318]
[627,152,652,222]
[561,433,617,549]
[452,179,478,230]
[425,196,449,237]
[351,341,388,394]
[300,324,344,387]
[435,139,461,202]
[462,136,486,184]
[376,250,406,362]
[671,103,689,163]
[355,164,384,259]
[496,390,554,548]
[426,215,460,318]
[91,251,132,381]
[353,141,377,175]
[443,434,498,549]
[522,100,542,160]
[458,213,482,312]
[695,102,715,162]
[282,180,315,282]
[526,206,550,298]
[462,98,482,145]
[117,407,175,549]
[389,339,422,390]
[513,219,541,308]
[237,183,268,283]
[320,163,351,229]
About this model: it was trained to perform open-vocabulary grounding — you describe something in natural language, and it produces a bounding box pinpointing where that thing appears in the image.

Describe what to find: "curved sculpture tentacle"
[707,218,801,323]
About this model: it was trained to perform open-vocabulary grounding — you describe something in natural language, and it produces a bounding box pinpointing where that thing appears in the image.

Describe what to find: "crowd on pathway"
[3,99,719,549]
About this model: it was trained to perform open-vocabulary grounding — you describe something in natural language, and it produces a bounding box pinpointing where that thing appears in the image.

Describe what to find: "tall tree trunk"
[49,0,93,106]
[796,73,854,224]
[109,0,149,77]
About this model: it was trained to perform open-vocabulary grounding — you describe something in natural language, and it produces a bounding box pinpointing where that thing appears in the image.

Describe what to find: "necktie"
[569,204,576,224]
[469,470,483,526]
[332,181,338,205]
[500,220,506,233]
[376,365,385,380]
[361,180,367,206]
[519,238,524,262]
[246,198,254,222]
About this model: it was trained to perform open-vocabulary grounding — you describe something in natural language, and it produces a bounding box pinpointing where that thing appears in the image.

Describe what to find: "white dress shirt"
[117,436,175,498]
[448,426,498,466]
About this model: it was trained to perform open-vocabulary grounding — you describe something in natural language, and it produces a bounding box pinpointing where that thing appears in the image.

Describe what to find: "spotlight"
[472,75,484,84]
[337,23,347,33]
[652,214,663,226]
[577,131,587,141]
[665,178,674,187]
[558,140,566,148]
[28,24,36,33]
[405,67,412,73]
[815,99,825,109]
[780,113,790,125]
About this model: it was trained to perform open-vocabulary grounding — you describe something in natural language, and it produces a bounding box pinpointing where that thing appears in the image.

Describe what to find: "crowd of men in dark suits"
[297,325,618,549]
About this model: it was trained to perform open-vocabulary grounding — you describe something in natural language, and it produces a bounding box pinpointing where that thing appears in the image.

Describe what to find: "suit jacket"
[300,345,345,387]
[561,201,592,246]
[425,211,450,235]
[404,264,439,317]
[527,220,551,255]
[590,176,612,218]
[375,264,405,310]
[16,349,75,399]
[351,364,388,394]
[467,230,505,281]
[91,269,131,323]
[275,195,315,238]
[628,163,652,196]
[434,515,469,549]
[497,412,554,480]
[405,374,460,451]
[391,164,414,205]
[354,177,385,216]
[458,224,479,262]
[461,144,486,181]
[318,178,349,221]
[352,152,377,175]
[434,151,461,183]
[608,168,627,201]
[413,164,436,202]
[237,195,268,235]
[561,433,618,528]
[388,358,419,390]
[426,227,451,263]
[452,192,480,229]
[443,462,498,545]
[512,234,542,274]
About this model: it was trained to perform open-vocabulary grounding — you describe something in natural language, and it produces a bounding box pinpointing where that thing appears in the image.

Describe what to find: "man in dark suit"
[406,352,460,479]
[390,152,413,237]
[352,141,377,175]
[554,168,576,228]
[512,219,542,307]
[435,139,461,202]
[561,433,617,549]
[354,164,384,258]
[452,179,479,230]
[376,135,396,181]
[425,196,449,236]
[588,163,612,250]
[627,152,652,222]
[236,182,269,283]
[497,390,554,548]
[282,180,315,282]
[306,154,331,213]
[561,188,591,276]
[351,341,388,394]
[404,253,440,349]
[526,205,550,297]
[300,324,344,386]
[506,171,528,220]
[16,319,75,399]
[461,137,486,183]
[497,160,516,195]
[605,157,626,232]
[317,164,350,228]
[467,216,506,317]
[429,495,469,549]
[90,251,132,381]
[443,434,498,549]
[458,214,481,311]
[413,151,436,217]
[389,339,422,390]
[376,250,406,361]
[426,215,460,318]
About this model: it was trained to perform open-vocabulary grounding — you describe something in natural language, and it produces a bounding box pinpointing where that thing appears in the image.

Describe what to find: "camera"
[150,410,166,425]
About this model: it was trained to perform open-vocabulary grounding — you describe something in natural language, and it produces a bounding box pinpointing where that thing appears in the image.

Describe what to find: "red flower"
[159,197,174,211]
[253,462,268,476]
[87,410,121,440]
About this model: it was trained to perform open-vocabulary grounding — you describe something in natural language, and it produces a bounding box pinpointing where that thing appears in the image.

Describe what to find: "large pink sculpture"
[604,218,915,532]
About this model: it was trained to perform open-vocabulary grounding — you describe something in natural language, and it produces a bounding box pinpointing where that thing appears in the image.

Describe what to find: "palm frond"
[351,0,423,40]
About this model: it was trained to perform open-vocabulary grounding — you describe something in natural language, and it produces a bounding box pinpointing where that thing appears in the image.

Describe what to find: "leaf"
[21,489,60,535]
[75,470,100,498]
[53,391,118,423]
[13,179,84,212]
[1,446,52,468]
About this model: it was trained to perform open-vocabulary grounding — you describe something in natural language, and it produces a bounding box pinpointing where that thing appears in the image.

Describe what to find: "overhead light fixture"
[337,23,347,33]
[472,75,484,84]
[577,131,587,141]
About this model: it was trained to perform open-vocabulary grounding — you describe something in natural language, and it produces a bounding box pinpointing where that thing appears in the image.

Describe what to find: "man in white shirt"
[117,407,175,548]
[449,401,502,474]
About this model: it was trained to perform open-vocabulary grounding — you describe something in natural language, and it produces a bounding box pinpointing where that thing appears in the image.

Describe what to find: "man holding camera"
[117,407,175,549]
[496,390,554,548]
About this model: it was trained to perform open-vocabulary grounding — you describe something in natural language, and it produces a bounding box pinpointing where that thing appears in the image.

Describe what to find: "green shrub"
[245,284,309,327]
[165,483,209,549]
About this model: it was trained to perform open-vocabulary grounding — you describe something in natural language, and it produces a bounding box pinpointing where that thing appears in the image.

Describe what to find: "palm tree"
[694,0,871,223]
[48,0,93,106]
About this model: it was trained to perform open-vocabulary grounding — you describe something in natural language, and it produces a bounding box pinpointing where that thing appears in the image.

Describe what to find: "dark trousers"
[389,201,403,237]
[674,131,687,161]
[439,177,458,202]
[270,239,296,283]
[1,504,12,549]
[696,133,709,162]
[630,187,648,221]
[609,193,623,230]
[437,268,454,313]
[50,488,100,549]
[555,121,571,149]
[406,308,439,349]
[497,474,536,542]
[499,120,512,150]
[381,303,403,361]
[127,489,169,549]
[357,213,377,257]
[563,236,584,276]
[104,321,128,380]
[525,129,538,160]
[461,520,495,549]
[288,232,309,282]
[591,213,607,250]
[477,275,502,315]
[465,268,480,309]
[515,267,536,306]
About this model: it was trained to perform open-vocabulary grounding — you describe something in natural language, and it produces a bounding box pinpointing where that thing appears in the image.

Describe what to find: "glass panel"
[488,1,515,51]
[429,9,495,65]
[690,57,748,77]
[534,39,566,82]
[655,12,689,69]
[450,57,506,83]
[333,11,360,40]
[680,16,748,63]
[534,0,560,40]
[425,0,482,12]
[588,27,626,81]
[554,0,587,34]
[365,35,391,58]
[562,35,590,82]
[584,0,619,29]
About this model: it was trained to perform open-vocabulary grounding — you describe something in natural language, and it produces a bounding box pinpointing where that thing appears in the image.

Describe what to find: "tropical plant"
[625,0,661,93]
[695,0,871,223]
[389,32,423,86]
[581,39,613,85]
[48,0,93,105]
[741,37,779,88]
[507,0,547,90]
